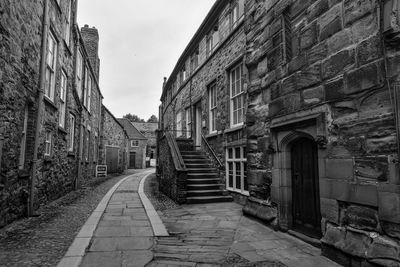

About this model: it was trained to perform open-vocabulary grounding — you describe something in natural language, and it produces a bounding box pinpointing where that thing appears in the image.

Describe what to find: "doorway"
[291,137,321,238]
[129,152,136,169]
[194,102,202,149]
[106,146,119,173]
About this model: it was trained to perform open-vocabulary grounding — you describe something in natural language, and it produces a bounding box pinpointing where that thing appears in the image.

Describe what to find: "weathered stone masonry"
[244,0,400,265]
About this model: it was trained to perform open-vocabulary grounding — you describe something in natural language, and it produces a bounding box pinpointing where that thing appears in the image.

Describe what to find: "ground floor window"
[226,146,248,194]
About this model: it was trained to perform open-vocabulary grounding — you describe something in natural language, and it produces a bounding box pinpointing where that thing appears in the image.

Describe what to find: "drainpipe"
[29,0,49,217]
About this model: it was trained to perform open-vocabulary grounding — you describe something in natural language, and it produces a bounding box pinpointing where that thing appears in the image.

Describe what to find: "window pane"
[235,147,241,159]
[228,162,233,188]
[235,162,241,190]
[228,148,233,159]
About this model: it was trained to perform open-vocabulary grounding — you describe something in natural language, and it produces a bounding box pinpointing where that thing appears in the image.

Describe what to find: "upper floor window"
[45,31,57,101]
[83,67,89,106]
[19,106,28,170]
[230,63,245,127]
[76,51,83,99]
[185,108,192,138]
[44,131,52,156]
[232,0,245,28]
[206,34,213,57]
[68,114,75,152]
[191,50,199,72]
[131,140,139,147]
[226,146,248,195]
[59,71,67,128]
[85,74,92,111]
[208,83,217,134]
[176,110,182,137]
[64,0,72,45]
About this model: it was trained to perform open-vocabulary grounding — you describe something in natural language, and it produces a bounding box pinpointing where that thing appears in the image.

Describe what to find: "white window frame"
[45,131,52,156]
[131,140,139,147]
[86,75,92,112]
[45,31,57,101]
[64,0,72,45]
[176,110,182,137]
[230,63,245,128]
[206,34,213,57]
[19,106,28,169]
[68,114,75,152]
[59,70,67,128]
[185,108,192,138]
[208,83,217,134]
[232,0,245,29]
[76,51,83,99]
[226,146,248,195]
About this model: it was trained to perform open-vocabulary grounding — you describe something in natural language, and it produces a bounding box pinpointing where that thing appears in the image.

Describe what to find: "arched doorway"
[291,137,321,238]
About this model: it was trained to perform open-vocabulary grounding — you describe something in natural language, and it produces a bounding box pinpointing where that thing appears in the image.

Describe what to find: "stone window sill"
[58,126,67,135]
[225,124,245,134]
[67,151,75,157]
[44,155,52,163]
[18,169,30,179]
[44,96,58,110]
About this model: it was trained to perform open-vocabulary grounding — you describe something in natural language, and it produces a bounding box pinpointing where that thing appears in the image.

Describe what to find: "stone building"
[119,119,148,169]
[132,122,158,165]
[158,0,400,264]
[99,107,129,173]
[0,1,114,227]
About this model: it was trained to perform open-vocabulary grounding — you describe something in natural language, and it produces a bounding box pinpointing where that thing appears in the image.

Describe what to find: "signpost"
[96,165,107,177]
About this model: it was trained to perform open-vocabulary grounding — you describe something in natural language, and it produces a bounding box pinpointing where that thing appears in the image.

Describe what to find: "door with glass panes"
[226,146,248,194]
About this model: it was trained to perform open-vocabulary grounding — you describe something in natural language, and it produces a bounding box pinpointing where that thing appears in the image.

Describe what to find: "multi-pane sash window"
[59,71,67,128]
[208,83,217,133]
[176,111,182,137]
[131,140,139,147]
[19,106,28,169]
[185,108,192,138]
[86,75,92,111]
[76,51,83,99]
[230,63,245,127]
[83,67,89,106]
[68,114,75,152]
[45,131,52,156]
[45,32,57,101]
[226,146,248,194]
[65,0,71,45]
[232,0,245,28]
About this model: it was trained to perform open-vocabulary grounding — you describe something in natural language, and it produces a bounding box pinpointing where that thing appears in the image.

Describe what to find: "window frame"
[44,131,52,156]
[232,0,245,29]
[76,50,83,99]
[185,107,192,138]
[59,70,67,128]
[131,140,139,147]
[45,31,58,101]
[208,83,217,134]
[226,146,248,195]
[68,113,75,152]
[229,63,245,128]
[176,110,183,137]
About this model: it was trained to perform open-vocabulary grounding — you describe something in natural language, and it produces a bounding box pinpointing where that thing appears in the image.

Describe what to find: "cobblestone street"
[0,171,140,267]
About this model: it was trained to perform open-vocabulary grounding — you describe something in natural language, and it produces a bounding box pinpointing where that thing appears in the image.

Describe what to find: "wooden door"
[129,152,136,169]
[106,147,119,173]
[194,103,202,149]
[291,138,321,238]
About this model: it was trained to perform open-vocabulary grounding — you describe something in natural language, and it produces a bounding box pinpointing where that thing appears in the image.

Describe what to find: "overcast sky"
[77,0,216,121]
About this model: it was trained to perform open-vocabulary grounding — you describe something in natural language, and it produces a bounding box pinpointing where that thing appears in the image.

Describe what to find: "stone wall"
[157,135,187,204]
[100,106,128,173]
[245,0,400,264]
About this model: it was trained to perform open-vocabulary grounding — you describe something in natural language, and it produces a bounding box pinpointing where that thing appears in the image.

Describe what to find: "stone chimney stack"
[81,25,100,81]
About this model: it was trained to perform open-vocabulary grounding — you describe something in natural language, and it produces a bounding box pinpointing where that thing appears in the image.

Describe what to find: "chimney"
[81,25,100,81]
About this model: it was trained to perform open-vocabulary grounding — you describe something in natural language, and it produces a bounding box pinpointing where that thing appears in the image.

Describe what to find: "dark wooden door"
[106,147,119,173]
[129,152,136,169]
[291,137,321,238]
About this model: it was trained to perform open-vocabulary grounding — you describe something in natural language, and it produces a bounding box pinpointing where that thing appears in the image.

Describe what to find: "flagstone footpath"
[62,169,341,267]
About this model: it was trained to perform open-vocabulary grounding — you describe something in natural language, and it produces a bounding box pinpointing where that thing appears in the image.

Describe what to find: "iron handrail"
[201,133,223,168]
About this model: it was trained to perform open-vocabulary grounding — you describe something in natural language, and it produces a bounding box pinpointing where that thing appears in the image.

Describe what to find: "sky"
[77,0,216,121]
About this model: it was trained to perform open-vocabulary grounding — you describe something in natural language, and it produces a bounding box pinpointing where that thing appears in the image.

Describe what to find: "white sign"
[96,165,107,177]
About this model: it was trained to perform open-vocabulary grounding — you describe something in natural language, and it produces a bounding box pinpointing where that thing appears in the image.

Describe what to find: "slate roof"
[117,119,147,140]
[132,123,158,139]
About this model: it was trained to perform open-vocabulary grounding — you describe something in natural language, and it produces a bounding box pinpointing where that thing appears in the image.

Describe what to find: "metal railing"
[201,133,223,168]
[165,132,186,171]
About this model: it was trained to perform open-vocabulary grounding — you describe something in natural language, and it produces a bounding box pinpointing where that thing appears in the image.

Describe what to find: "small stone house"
[119,119,148,169]
[158,0,400,265]
[132,122,158,165]
[100,107,129,173]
